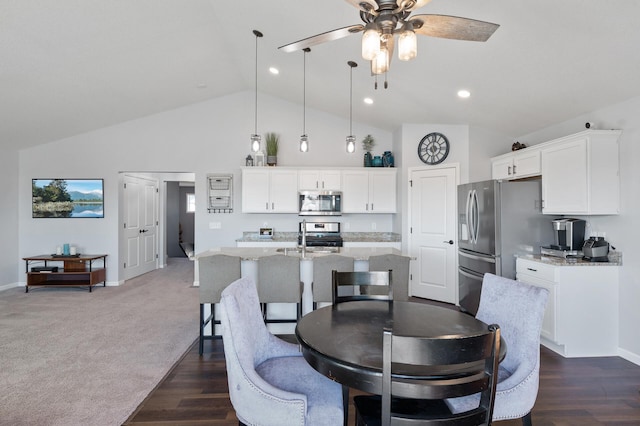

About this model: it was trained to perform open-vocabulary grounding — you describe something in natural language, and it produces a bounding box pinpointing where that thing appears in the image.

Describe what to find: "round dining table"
[295,300,505,395]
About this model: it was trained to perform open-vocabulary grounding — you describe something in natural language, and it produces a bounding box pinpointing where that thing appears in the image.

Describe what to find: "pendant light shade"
[251,30,263,152]
[398,22,417,61]
[361,23,381,61]
[300,48,310,152]
[346,60,358,153]
[371,42,390,75]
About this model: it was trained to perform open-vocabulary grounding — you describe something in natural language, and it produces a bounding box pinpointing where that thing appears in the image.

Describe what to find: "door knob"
[443,240,454,245]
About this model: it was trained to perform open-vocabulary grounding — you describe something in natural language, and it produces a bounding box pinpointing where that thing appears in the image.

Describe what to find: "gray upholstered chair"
[446,273,549,426]
[198,254,241,355]
[257,254,302,324]
[368,254,411,301]
[312,255,354,309]
[219,277,344,426]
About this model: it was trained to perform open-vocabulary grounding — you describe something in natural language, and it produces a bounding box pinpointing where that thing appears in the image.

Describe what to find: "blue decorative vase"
[364,151,372,167]
[383,151,394,167]
[372,156,383,167]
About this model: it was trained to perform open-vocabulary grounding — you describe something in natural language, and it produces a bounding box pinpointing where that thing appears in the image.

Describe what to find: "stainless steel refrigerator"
[457,179,552,314]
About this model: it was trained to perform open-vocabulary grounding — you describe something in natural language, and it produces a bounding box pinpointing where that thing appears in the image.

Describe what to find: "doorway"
[408,165,459,303]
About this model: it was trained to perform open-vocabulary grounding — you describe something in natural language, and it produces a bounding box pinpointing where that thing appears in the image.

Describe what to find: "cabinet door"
[541,138,588,214]
[491,156,514,180]
[516,273,557,342]
[298,170,321,190]
[513,148,541,178]
[269,169,299,213]
[369,170,397,213]
[319,170,342,190]
[242,169,270,212]
[342,170,370,213]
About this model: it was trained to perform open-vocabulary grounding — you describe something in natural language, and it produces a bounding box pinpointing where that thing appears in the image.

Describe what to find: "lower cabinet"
[516,257,619,357]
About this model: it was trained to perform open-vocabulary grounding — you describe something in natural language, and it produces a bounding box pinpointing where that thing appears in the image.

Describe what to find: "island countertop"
[196,246,404,261]
[235,231,401,244]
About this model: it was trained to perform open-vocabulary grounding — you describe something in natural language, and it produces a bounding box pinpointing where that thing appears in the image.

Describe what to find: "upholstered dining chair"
[257,254,302,324]
[368,254,411,301]
[332,270,392,304]
[312,255,354,309]
[197,254,241,355]
[446,273,549,425]
[354,324,501,426]
[219,276,344,426]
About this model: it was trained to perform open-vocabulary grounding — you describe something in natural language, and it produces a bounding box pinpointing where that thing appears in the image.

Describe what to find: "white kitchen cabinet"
[298,169,342,190]
[242,168,298,213]
[491,147,541,180]
[540,130,621,215]
[342,169,397,213]
[516,257,619,357]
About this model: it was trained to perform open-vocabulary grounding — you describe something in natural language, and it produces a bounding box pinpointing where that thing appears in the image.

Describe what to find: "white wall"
[17,91,393,285]
[516,97,640,362]
[0,149,19,290]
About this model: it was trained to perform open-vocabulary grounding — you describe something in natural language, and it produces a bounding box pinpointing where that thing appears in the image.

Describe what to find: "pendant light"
[300,48,310,152]
[346,61,358,153]
[250,30,263,153]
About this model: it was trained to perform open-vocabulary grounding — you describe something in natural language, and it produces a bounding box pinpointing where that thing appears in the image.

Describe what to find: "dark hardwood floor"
[126,334,640,426]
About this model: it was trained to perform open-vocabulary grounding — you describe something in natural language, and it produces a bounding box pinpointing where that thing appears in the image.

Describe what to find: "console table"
[23,254,108,293]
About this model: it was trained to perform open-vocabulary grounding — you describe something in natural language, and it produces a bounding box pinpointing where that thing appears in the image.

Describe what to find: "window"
[186,193,195,213]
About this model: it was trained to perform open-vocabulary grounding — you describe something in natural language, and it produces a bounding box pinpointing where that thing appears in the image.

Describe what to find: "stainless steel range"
[298,221,343,247]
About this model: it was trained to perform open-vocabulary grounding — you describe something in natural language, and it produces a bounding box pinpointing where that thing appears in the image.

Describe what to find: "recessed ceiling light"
[457,89,471,98]
[364,97,374,105]
[196,83,207,89]
[269,67,279,75]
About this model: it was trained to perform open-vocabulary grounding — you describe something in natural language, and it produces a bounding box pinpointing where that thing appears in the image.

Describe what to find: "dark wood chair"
[354,324,501,426]
[331,270,392,305]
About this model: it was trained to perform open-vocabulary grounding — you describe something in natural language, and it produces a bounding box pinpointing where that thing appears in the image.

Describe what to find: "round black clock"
[418,132,450,165]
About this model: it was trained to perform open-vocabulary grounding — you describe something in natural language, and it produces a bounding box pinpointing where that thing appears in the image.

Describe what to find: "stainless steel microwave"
[298,191,342,216]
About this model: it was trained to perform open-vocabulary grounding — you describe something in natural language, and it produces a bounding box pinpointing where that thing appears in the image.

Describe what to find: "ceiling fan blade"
[409,14,499,42]
[278,24,365,53]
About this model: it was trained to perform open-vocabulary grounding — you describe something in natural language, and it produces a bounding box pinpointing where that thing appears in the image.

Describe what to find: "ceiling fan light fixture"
[361,23,381,60]
[371,45,389,75]
[398,23,417,61]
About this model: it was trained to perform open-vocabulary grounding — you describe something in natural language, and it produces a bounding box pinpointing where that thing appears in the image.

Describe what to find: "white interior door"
[409,166,458,303]
[124,175,158,280]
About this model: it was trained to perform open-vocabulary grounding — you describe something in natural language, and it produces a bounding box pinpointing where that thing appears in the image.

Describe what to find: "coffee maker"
[550,218,586,251]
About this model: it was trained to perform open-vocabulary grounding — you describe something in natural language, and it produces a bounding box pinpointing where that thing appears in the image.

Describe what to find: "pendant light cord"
[302,48,309,134]
[349,64,353,135]
[253,30,263,136]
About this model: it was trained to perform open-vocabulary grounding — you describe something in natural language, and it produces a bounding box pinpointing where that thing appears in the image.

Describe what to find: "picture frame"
[32,178,104,218]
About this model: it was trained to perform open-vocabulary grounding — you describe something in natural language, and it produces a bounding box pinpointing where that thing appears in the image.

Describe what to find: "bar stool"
[368,254,411,301]
[257,255,302,324]
[198,254,241,355]
[312,255,354,310]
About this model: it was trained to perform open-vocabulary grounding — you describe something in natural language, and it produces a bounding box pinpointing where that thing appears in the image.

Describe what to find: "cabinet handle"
[527,267,538,272]
[272,202,274,210]
[266,202,269,210]
[513,165,517,174]
[366,203,369,211]
[508,166,512,175]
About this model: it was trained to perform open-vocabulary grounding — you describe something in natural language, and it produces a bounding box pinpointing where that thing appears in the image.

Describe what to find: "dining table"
[295,300,506,424]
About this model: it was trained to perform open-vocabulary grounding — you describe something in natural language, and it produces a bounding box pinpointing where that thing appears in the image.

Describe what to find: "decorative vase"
[267,155,277,166]
[372,156,383,167]
[364,151,372,167]
[383,151,394,167]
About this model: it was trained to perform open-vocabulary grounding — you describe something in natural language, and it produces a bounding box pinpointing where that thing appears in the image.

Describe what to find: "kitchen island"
[195,246,407,334]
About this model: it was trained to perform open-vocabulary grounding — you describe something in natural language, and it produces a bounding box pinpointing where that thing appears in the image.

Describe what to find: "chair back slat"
[332,270,392,304]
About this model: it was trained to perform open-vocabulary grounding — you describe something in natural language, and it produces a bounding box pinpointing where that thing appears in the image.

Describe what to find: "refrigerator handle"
[459,250,497,263]
[472,189,480,244]
[459,267,484,281]
[465,189,472,242]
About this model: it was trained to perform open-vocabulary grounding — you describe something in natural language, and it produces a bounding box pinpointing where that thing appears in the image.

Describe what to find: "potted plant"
[362,134,375,167]
[265,132,279,166]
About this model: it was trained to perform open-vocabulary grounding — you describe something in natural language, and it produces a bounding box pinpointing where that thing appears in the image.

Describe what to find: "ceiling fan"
[279,0,499,87]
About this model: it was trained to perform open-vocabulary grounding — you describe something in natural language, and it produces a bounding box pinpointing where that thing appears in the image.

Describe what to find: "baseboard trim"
[618,348,640,366]
[0,282,21,292]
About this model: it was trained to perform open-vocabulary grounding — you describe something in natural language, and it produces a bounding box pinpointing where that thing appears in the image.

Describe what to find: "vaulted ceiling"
[3,0,640,151]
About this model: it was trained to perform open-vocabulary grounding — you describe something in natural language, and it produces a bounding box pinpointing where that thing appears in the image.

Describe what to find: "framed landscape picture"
[32,179,104,218]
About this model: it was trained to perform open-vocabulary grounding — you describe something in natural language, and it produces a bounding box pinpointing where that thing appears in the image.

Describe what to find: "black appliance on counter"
[457,179,553,315]
[298,221,343,247]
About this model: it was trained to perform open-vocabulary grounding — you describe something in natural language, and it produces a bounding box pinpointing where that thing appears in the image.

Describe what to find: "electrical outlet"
[209,222,221,229]
[371,222,377,230]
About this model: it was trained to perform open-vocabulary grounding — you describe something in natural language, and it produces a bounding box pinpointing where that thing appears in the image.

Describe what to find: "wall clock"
[418,132,450,165]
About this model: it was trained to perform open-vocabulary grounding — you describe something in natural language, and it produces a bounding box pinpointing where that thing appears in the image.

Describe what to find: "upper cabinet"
[342,169,397,213]
[541,130,621,215]
[242,168,299,213]
[298,169,342,191]
[491,147,541,180]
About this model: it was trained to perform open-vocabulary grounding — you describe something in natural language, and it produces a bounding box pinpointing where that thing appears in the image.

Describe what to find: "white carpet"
[0,258,198,426]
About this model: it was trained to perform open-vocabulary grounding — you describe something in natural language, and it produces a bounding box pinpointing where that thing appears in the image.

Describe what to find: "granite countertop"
[236,231,401,243]
[196,246,404,261]
[516,251,622,266]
